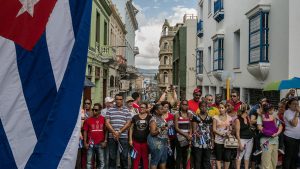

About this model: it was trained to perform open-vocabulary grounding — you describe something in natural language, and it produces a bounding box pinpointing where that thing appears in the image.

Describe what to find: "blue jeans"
[108,138,129,169]
[87,144,105,169]
[147,135,168,166]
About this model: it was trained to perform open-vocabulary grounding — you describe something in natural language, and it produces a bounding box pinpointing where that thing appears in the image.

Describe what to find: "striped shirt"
[106,106,131,139]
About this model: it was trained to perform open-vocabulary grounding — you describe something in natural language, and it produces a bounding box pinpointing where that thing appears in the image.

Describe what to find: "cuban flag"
[0,0,91,168]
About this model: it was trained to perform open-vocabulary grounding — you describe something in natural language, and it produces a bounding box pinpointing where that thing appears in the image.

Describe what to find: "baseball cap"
[193,88,202,94]
[126,96,134,102]
[104,97,114,103]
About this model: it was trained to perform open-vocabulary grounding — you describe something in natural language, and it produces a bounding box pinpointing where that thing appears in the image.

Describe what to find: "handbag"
[224,135,239,149]
[177,134,189,147]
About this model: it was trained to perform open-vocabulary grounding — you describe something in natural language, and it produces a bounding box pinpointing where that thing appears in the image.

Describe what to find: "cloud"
[135,5,197,69]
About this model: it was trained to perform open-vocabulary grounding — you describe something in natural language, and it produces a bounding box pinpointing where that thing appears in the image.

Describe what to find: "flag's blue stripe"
[24,0,92,168]
[16,33,57,139]
[0,120,18,169]
[69,0,90,35]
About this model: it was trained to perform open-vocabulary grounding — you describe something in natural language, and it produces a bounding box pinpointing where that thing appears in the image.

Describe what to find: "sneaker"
[278,148,285,155]
[253,149,262,156]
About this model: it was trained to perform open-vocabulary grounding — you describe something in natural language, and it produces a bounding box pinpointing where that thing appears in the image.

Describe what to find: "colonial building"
[157,19,181,93]
[196,0,300,105]
[108,3,127,97]
[173,14,198,100]
[85,0,112,104]
[112,0,140,96]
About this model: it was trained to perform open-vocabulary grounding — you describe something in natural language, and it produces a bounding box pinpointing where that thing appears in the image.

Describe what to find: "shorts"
[147,135,168,166]
[214,143,232,162]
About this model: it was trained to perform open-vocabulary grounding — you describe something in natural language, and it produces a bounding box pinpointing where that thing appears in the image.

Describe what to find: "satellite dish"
[221,71,235,82]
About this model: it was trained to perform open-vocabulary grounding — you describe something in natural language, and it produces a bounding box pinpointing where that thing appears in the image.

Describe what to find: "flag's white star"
[16,0,40,17]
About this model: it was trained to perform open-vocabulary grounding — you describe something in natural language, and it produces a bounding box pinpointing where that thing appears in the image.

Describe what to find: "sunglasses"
[231,95,237,98]
[92,109,99,111]
[207,99,213,101]
[85,102,91,105]
[194,94,201,97]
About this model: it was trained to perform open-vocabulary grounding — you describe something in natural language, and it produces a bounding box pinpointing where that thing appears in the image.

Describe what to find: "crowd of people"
[76,88,300,169]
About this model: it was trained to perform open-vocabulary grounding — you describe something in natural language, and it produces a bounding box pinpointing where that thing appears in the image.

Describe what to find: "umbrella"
[263,77,300,91]
[263,81,281,91]
[279,77,300,90]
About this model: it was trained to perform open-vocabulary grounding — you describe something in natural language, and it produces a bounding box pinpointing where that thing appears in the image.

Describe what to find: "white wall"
[185,19,197,99]
[289,0,300,78]
[198,0,291,99]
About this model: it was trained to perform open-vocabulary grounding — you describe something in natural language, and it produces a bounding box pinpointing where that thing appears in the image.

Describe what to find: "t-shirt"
[284,109,300,139]
[193,114,213,148]
[165,112,176,139]
[83,115,106,144]
[132,102,141,114]
[228,100,243,113]
[257,114,279,144]
[188,99,200,113]
[132,114,151,142]
[106,106,132,139]
[150,115,168,140]
[101,108,108,117]
[213,115,232,144]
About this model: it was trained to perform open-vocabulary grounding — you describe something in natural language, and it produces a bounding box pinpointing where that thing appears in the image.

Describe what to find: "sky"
[133,0,198,69]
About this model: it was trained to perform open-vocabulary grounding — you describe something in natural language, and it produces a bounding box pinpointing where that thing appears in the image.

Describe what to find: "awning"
[84,78,95,87]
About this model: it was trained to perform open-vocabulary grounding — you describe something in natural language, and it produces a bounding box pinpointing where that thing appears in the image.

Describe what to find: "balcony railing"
[214,0,224,22]
[197,19,203,38]
[96,44,116,62]
[159,49,172,55]
[159,65,172,70]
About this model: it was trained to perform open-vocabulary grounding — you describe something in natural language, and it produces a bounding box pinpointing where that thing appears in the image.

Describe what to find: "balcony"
[197,19,203,38]
[159,49,172,55]
[214,0,224,22]
[96,44,116,63]
[159,64,172,70]
[126,65,138,74]
[134,46,139,56]
[247,63,270,81]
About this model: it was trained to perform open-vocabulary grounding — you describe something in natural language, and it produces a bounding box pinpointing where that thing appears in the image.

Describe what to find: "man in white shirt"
[101,97,114,117]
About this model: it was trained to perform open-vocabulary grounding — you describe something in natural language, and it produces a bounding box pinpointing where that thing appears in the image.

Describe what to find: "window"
[88,65,92,76]
[164,72,168,83]
[110,76,114,87]
[96,12,100,43]
[208,0,212,15]
[208,46,212,71]
[213,38,224,71]
[196,50,203,74]
[163,42,168,49]
[234,30,240,68]
[164,56,168,65]
[249,12,269,64]
[162,27,168,36]
[104,21,108,45]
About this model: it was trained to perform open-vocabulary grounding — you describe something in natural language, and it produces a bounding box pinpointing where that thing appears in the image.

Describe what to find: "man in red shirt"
[132,92,141,114]
[83,103,107,169]
[228,90,243,113]
[188,88,202,113]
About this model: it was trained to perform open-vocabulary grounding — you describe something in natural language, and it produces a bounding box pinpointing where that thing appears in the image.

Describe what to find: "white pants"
[236,138,253,160]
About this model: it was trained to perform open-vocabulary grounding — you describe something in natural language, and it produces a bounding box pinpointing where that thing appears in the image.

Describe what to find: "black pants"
[283,135,300,169]
[192,147,211,169]
[214,143,231,162]
[175,142,189,169]
[251,134,261,164]
[167,139,176,169]
[278,132,284,150]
